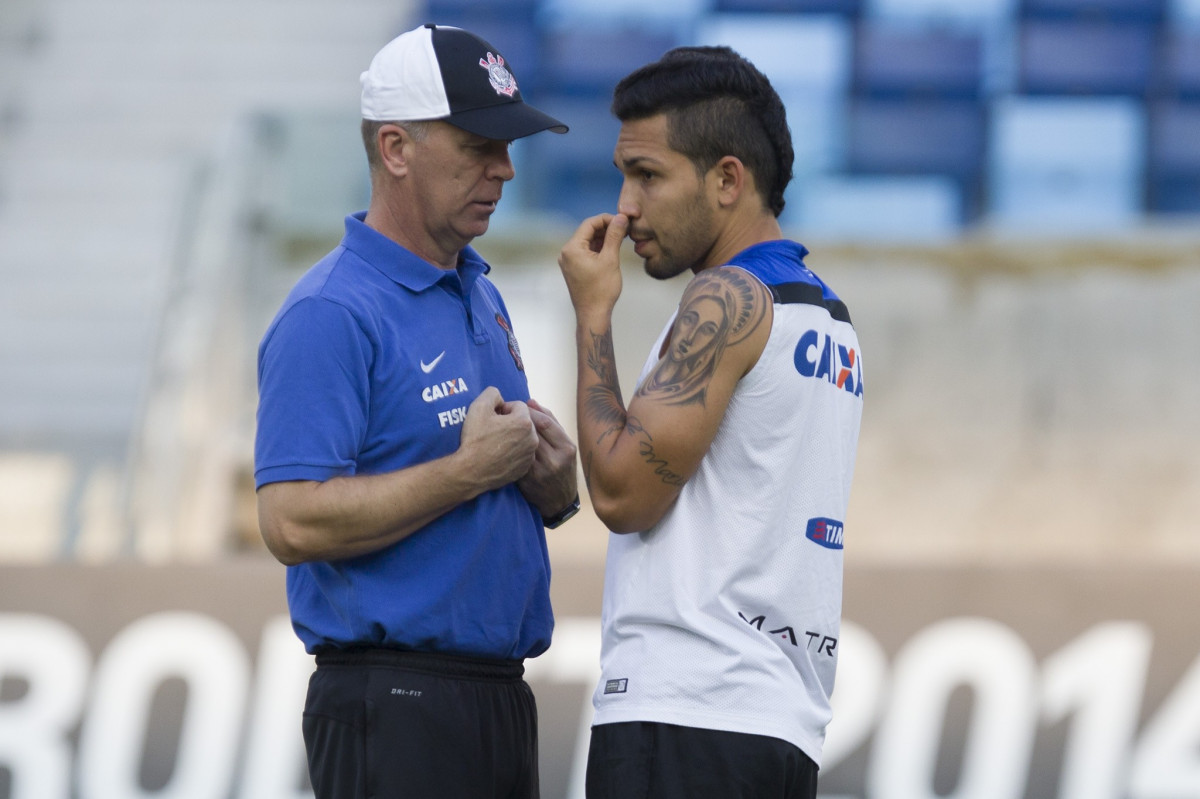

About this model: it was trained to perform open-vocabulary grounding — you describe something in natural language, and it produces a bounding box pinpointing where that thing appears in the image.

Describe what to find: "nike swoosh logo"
[420,351,446,374]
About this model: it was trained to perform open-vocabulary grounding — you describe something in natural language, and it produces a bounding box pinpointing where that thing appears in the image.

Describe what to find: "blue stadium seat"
[421,0,540,17]
[988,97,1146,229]
[539,0,708,29]
[788,175,964,240]
[853,24,985,99]
[845,98,986,217]
[540,26,680,96]
[845,100,987,177]
[695,14,853,178]
[1019,0,1165,23]
[715,0,862,14]
[695,14,854,95]
[1155,29,1200,99]
[518,97,624,222]
[1018,20,1158,95]
[778,89,847,178]
[1147,100,1200,212]
[1170,0,1200,27]
[867,0,1018,26]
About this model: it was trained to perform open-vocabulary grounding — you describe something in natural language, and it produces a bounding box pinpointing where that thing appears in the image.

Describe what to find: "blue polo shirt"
[255,212,552,659]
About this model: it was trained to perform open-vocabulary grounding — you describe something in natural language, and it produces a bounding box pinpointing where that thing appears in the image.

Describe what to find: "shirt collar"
[340,211,491,293]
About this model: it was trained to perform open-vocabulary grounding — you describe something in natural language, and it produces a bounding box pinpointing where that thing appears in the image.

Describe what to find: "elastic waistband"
[314,647,525,681]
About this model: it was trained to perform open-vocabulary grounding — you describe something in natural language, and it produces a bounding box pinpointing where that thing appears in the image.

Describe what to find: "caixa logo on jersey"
[806,517,845,549]
[794,330,863,398]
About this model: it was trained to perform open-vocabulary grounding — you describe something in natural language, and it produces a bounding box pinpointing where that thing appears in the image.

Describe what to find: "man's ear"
[711,155,746,208]
[377,123,412,178]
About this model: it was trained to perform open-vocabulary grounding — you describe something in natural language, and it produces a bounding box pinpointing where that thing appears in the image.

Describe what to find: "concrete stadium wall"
[483,231,1200,567]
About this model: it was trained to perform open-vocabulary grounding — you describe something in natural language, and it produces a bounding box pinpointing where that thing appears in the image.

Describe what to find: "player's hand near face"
[558,213,629,317]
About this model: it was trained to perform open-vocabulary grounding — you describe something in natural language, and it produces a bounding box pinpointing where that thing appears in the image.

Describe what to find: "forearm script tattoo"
[581,327,684,488]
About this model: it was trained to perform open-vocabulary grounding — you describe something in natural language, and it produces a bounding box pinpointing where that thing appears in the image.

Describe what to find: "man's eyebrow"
[615,155,663,170]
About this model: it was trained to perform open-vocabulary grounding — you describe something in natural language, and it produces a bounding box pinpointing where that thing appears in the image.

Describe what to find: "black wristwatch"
[542,495,581,529]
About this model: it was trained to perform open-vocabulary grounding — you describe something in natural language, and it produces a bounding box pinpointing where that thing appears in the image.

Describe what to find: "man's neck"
[696,213,784,274]
[364,198,463,271]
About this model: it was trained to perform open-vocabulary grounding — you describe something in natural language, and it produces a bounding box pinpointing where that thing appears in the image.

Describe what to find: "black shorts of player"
[302,647,539,799]
[585,721,818,799]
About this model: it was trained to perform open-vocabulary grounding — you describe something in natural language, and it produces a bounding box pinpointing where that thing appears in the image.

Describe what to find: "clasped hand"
[459,387,577,517]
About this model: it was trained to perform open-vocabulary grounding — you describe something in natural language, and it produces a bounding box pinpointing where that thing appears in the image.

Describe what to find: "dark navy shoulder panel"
[725,240,852,325]
[768,281,852,324]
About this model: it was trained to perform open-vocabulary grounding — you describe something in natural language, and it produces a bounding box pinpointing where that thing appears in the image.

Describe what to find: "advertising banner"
[1,561,1198,799]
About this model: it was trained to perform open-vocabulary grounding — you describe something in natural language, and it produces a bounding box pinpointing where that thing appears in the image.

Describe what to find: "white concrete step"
[3,155,191,205]
[30,39,393,83]
[18,77,357,123]
[47,0,406,43]
[0,0,42,42]
[0,314,159,361]
[0,224,175,268]
[0,198,183,239]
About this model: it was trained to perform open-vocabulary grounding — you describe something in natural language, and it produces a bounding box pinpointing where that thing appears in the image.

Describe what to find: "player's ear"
[711,155,745,208]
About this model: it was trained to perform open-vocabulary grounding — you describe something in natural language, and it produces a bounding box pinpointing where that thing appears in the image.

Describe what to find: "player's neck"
[696,212,784,273]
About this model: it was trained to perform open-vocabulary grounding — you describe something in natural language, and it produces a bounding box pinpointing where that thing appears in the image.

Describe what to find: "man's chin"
[644,258,687,281]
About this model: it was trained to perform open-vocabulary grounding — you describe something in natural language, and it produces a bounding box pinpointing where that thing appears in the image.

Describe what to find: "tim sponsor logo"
[806,517,844,550]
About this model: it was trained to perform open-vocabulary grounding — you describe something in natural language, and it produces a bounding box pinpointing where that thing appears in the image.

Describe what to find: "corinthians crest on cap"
[479,52,518,98]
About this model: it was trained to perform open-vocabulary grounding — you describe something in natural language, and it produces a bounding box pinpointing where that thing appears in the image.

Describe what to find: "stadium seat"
[1018,19,1158,95]
[845,98,987,216]
[517,97,624,223]
[539,25,680,96]
[789,174,963,240]
[988,96,1146,230]
[853,24,985,99]
[1147,100,1200,212]
[695,14,854,94]
[1171,0,1200,26]
[779,89,847,179]
[715,0,862,15]
[866,0,1018,26]
[1155,29,1200,99]
[539,0,708,29]
[1019,0,1166,23]
[696,15,853,179]
[422,0,540,17]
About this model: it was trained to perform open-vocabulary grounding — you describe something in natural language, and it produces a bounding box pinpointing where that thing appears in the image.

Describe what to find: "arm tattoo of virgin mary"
[636,268,768,407]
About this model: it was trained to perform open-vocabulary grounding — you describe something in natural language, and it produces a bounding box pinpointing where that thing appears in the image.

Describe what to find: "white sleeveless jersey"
[590,248,864,766]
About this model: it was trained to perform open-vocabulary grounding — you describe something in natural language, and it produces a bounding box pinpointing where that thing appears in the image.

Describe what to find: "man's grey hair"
[361,119,432,173]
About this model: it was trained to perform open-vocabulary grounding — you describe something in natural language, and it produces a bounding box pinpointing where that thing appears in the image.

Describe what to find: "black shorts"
[302,648,539,799]
[585,721,818,799]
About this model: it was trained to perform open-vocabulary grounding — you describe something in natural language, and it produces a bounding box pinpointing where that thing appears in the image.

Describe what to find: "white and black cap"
[361,23,568,140]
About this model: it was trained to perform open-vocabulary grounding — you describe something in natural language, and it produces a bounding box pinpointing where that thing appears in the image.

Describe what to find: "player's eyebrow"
[615,154,665,171]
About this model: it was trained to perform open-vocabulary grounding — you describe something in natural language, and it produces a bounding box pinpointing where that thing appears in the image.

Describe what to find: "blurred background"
[1,0,1199,797]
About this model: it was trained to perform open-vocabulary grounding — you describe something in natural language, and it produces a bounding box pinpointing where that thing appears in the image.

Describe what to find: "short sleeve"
[254,297,373,488]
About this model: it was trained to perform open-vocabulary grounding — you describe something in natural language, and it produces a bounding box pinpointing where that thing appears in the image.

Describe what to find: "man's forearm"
[575,315,628,494]
[257,451,481,565]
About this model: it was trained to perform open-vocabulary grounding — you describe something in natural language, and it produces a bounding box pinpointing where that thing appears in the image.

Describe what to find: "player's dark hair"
[611,46,794,218]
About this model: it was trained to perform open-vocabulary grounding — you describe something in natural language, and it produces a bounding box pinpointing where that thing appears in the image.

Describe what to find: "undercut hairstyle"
[361,119,431,174]
[612,46,794,218]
